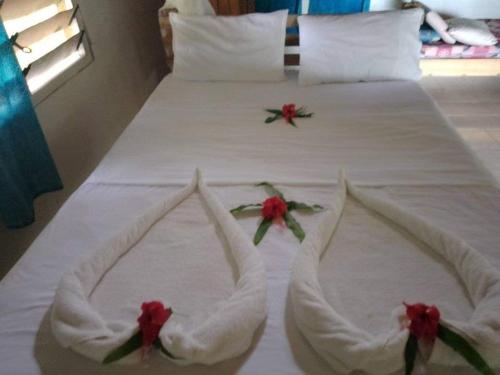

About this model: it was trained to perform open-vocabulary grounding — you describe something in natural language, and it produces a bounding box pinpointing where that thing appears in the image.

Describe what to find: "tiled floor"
[421,76,500,180]
[0,76,499,280]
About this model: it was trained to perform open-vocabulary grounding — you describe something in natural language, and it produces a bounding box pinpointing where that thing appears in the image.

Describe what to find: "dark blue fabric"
[0,20,62,229]
[254,0,298,13]
[420,24,441,43]
[255,0,370,14]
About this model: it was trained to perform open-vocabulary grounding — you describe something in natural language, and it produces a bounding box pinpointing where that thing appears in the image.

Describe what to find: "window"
[0,0,92,104]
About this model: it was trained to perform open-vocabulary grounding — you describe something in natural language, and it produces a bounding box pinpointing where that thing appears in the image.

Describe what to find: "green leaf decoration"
[404,334,418,375]
[437,323,494,375]
[255,182,285,199]
[296,107,313,117]
[287,201,324,212]
[154,340,177,360]
[230,203,262,214]
[264,107,313,127]
[254,218,273,245]
[265,109,283,115]
[284,212,305,242]
[265,115,280,124]
[103,331,142,364]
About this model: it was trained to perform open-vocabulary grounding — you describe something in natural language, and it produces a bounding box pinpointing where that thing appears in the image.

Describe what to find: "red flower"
[262,196,288,221]
[404,303,440,343]
[137,301,172,348]
[282,104,297,123]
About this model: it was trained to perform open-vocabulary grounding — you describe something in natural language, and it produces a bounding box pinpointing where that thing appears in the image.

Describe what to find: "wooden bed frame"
[159,2,500,77]
[158,10,303,71]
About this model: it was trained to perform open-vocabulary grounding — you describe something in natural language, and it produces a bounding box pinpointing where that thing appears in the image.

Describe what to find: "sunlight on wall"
[15,22,80,69]
[28,47,85,93]
[4,5,60,35]
[2,0,84,94]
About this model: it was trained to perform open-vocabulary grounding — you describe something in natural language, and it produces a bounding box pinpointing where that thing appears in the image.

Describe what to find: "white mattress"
[1,73,500,375]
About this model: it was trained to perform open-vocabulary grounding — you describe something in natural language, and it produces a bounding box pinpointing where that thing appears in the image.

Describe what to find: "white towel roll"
[290,171,500,374]
[51,169,267,365]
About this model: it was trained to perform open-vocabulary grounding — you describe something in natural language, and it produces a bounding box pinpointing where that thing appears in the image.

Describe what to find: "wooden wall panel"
[210,0,253,15]
[209,0,218,12]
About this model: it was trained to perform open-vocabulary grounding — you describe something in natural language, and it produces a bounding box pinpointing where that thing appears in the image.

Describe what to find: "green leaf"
[404,334,418,375]
[265,115,280,124]
[265,109,283,115]
[103,331,142,364]
[230,203,262,214]
[256,182,285,199]
[437,323,495,375]
[296,107,313,118]
[254,218,273,245]
[154,340,177,360]
[289,118,297,127]
[284,212,305,242]
[287,201,324,212]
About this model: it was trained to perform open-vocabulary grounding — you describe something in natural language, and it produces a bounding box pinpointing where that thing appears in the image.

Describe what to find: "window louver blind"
[1,0,91,100]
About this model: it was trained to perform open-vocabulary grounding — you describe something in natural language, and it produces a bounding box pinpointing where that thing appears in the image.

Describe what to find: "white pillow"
[425,11,456,44]
[171,10,288,82]
[447,18,498,46]
[298,9,424,85]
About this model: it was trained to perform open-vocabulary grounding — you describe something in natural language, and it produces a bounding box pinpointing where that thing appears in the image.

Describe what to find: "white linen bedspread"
[1,73,500,375]
[89,73,495,186]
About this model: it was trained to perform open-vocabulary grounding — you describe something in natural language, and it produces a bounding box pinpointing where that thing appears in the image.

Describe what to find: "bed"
[1,8,500,375]
[420,19,500,77]
[1,70,500,374]
[421,20,500,59]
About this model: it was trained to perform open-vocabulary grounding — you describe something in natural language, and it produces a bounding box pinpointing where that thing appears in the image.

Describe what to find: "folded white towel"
[51,169,267,365]
[290,171,500,374]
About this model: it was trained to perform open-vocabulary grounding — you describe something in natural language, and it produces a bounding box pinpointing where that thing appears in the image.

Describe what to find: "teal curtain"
[305,0,370,13]
[255,0,371,14]
[254,0,298,13]
[0,20,62,229]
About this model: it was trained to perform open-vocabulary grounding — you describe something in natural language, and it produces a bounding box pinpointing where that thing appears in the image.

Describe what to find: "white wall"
[371,0,500,18]
[0,0,167,278]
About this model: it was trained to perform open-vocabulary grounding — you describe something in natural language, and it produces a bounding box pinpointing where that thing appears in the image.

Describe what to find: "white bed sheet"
[89,73,495,187]
[1,73,500,375]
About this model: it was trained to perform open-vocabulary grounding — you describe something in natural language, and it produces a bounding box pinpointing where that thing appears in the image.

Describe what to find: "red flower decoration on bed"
[404,302,440,343]
[230,182,323,245]
[103,300,175,364]
[261,196,288,223]
[282,104,297,124]
[138,301,172,348]
[402,302,494,375]
[265,103,313,127]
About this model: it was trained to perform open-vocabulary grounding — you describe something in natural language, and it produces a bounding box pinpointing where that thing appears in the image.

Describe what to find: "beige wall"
[0,0,168,278]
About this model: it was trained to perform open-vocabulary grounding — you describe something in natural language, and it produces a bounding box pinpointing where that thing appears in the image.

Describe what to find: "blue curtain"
[255,0,370,14]
[0,20,62,229]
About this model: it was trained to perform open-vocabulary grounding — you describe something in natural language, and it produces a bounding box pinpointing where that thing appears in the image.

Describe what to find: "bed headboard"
[158,8,176,70]
[158,7,300,71]
[285,16,300,69]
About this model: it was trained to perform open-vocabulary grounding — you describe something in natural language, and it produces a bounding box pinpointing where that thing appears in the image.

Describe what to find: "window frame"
[31,25,93,105]
[1,0,94,105]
